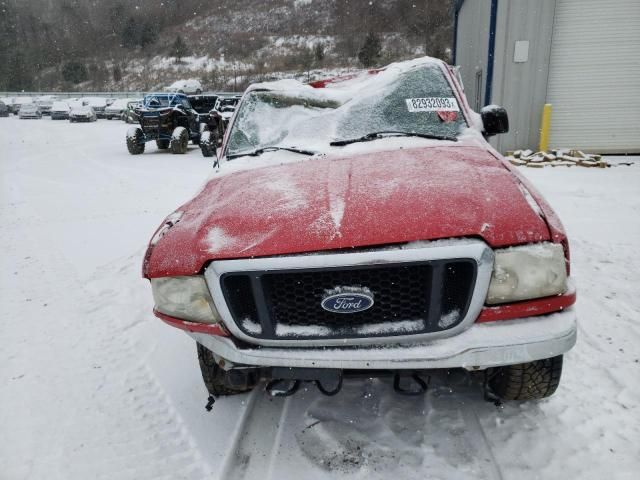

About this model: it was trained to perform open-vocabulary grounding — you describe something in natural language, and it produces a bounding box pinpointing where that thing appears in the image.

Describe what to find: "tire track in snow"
[0,181,214,479]
[218,387,290,479]
[216,376,505,480]
[462,403,504,480]
[77,258,216,480]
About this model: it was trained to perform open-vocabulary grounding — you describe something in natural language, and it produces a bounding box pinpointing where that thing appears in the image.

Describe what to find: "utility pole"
[233,62,237,92]
[425,0,429,56]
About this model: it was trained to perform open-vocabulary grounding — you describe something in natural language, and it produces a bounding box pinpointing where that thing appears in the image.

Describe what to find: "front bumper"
[188,307,577,371]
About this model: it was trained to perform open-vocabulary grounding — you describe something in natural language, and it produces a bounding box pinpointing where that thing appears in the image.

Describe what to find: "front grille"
[220,259,477,341]
[142,117,159,127]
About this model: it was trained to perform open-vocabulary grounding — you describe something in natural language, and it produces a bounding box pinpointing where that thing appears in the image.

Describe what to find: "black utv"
[198,95,241,157]
[126,93,200,155]
[188,94,219,125]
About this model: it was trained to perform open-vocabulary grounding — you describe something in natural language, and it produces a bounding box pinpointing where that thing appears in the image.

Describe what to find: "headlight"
[151,276,221,323]
[486,243,567,305]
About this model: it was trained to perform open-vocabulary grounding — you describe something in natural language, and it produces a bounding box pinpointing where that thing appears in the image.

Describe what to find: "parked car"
[36,95,56,115]
[18,103,42,119]
[67,99,84,110]
[124,100,142,124]
[0,101,9,117]
[11,97,34,114]
[105,98,132,120]
[50,101,71,120]
[142,57,577,403]
[69,105,97,122]
[126,93,200,155]
[1,97,14,114]
[84,97,107,118]
[165,79,203,95]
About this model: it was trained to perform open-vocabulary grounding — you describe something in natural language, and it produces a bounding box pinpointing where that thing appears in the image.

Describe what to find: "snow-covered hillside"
[4,0,453,92]
[1,117,638,479]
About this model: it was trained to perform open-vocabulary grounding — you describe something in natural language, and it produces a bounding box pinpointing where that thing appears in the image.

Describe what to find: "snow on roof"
[168,79,201,88]
[106,98,132,109]
[247,56,445,97]
[85,97,107,106]
[71,104,93,112]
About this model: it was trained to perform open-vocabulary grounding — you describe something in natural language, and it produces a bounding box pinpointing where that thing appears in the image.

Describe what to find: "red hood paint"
[144,144,552,278]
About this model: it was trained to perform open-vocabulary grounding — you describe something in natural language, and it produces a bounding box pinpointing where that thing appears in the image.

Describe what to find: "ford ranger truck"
[143,57,577,401]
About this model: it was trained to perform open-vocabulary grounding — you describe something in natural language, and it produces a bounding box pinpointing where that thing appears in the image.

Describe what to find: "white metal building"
[454,0,640,154]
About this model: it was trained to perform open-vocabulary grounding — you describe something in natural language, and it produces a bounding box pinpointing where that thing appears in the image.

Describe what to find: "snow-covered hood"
[105,104,126,112]
[144,143,552,277]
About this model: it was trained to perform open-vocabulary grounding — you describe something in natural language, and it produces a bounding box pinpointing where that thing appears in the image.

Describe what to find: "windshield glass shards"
[225,62,466,159]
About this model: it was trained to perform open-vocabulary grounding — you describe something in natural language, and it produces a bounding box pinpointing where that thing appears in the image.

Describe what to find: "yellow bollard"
[539,103,552,152]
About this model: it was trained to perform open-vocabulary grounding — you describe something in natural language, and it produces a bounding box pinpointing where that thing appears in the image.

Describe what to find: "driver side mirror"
[481,105,509,136]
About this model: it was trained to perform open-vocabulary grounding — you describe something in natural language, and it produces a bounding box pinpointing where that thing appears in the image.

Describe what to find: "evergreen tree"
[171,35,190,62]
[300,47,314,82]
[7,52,34,90]
[358,32,382,67]
[62,61,88,84]
[121,17,139,49]
[140,21,158,48]
[113,64,123,82]
[314,42,325,63]
[109,3,127,36]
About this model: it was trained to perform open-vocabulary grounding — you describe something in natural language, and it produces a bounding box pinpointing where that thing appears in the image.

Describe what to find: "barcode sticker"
[406,97,460,112]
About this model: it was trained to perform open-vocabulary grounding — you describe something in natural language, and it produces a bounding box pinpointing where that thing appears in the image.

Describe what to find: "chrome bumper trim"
[189,307,577,370]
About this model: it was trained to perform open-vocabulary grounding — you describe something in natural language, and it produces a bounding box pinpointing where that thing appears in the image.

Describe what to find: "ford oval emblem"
[321,287,374,314]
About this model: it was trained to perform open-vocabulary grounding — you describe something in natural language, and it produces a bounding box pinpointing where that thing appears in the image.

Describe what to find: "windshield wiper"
[227,146,319,159]
[329,130,457,146]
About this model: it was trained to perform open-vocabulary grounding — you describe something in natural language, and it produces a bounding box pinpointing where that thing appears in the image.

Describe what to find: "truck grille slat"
[220,259,477,341]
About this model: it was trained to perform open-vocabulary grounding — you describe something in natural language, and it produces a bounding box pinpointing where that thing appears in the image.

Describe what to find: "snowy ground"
[1,117,639,480]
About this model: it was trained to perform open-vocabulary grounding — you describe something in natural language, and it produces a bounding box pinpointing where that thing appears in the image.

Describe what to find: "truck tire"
[488,355,563,401]
[196,343,257,396]
[170,126,189,154]
[126,127,145,155]
[200,130,217,157]
[156,139,170,150]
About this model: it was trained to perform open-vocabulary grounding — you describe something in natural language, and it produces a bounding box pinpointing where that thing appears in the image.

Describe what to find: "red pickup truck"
[143,57,576,402]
